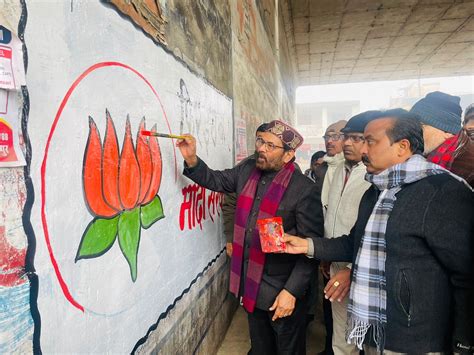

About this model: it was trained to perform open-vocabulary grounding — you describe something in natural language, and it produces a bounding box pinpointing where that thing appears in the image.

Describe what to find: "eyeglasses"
[342,134,365,143]
[322,134,343,141]
[255,137,285,151]
[466,128,474,139]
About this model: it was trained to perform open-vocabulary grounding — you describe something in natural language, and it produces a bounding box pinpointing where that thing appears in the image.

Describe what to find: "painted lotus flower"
[76,110,164,282]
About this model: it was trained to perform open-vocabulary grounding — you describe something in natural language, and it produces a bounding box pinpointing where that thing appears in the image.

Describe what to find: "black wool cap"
[341,110,383,133]
[410,91,462,134]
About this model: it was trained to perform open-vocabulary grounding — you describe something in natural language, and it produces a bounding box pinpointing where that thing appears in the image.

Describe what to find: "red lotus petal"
[102,110,122,210]
[143,124,162,204]
[136,118,153,204]
[119,117,141,209]
[83,117,118,217]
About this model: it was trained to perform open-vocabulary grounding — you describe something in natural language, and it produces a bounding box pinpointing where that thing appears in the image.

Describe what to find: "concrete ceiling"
[290,0,474,86]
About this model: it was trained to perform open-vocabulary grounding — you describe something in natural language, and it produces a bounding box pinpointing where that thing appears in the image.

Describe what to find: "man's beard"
[255,154,266,169]
[255,151,283,172]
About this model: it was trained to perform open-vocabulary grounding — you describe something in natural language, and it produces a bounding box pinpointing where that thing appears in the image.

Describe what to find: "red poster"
[0,118,18,162]
[0,89,25,166]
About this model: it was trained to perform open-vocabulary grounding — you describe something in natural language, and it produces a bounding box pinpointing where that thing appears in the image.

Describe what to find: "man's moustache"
[362,155,370,164]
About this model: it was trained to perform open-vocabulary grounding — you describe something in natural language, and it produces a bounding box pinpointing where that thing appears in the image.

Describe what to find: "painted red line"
[41,62,176,312]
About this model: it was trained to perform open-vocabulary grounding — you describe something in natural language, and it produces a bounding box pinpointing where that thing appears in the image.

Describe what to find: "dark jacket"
[223,157,305,243]
[222,192,237,243]
[222,155,254,243]
[184,157,324,310]
[312,174,474,353]
[309,162,328,193]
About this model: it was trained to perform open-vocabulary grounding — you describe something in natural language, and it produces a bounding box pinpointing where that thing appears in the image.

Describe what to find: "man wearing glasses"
[319,119,346,355]
[321,120,347,210]
[322,111,379,355]
[177,120,323,354]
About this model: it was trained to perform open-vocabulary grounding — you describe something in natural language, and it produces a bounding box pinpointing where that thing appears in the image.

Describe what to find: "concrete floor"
[217,307,326,354]
[216,307,250,355]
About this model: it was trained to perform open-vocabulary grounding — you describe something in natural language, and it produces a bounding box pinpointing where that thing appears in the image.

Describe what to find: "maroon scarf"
[229,163,295,312]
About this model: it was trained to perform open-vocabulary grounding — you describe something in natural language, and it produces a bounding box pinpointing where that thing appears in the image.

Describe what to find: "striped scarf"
[346,154,460,351]
[229,162,295,313]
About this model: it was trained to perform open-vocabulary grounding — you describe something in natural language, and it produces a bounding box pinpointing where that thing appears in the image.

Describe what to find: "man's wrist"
[185,156,198,168]
[282,288,296,299]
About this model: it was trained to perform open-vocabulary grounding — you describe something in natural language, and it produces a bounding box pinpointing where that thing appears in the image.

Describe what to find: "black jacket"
[184,157,323,310]
[312,174,474,353]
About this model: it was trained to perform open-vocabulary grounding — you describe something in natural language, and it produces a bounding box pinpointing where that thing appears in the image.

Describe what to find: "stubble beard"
[255,155,283,172]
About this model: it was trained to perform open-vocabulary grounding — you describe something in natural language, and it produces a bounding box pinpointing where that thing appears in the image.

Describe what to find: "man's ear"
[397,138,411,156]
[283,150,295,163]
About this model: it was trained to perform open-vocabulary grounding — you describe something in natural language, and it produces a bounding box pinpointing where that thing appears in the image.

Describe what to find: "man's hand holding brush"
[141,130,197,168]
[176,134,198,168]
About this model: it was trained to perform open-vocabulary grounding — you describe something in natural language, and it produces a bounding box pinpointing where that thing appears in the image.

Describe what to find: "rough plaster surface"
[0,2,35,351]
[108,0,167,45]
[0,0,22,35]
[165,0,232,97]
[0,168,34,353]
[231,0,298,157]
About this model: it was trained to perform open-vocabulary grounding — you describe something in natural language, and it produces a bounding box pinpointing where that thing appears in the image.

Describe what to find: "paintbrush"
[141,130,187,139]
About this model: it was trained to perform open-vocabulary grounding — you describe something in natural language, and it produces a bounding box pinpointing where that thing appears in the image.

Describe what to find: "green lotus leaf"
[76,215,119,261]
[140,195,165,229]
[118,208,141,282]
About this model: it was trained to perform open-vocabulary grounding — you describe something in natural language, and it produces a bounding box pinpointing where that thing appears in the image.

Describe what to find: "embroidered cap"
[265,120,304,150]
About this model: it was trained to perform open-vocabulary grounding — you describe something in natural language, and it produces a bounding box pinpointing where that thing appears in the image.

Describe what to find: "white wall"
[24,1,232,352]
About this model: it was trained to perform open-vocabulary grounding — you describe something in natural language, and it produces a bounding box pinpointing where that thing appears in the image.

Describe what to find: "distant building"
[390,82,440,109]
[295,100,359,168]
[390,82,474,111]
